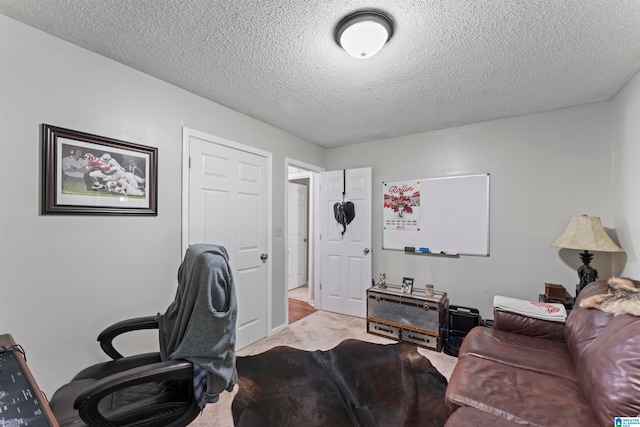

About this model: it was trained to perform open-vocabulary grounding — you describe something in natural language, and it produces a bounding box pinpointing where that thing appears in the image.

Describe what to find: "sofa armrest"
[493,308,565,341]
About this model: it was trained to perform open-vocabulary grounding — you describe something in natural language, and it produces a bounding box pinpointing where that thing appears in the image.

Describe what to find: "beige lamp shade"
[551,214,623,252]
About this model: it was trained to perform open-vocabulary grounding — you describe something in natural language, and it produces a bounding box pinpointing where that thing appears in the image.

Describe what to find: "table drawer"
[403,329,440,351]
[367,320,401,340]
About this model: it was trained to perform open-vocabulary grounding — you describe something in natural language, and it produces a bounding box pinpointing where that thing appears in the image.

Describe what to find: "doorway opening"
[285,159,324,324]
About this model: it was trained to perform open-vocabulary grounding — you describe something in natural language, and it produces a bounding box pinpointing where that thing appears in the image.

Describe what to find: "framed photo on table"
[402,277,414,294]
[41,124,158,215]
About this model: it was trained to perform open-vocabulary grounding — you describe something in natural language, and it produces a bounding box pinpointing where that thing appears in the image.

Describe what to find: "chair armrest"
[74,360,193,427]
[71,352,162,381]
[493,309,565,341]
[98,316,159,360]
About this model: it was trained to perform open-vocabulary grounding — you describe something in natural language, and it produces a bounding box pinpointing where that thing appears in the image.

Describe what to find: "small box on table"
[545,283,566,301]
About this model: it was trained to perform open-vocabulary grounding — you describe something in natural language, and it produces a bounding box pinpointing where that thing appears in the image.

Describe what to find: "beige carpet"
[189,310,457,426]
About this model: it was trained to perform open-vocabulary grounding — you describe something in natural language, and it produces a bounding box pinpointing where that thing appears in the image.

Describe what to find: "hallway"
[288,285,315,324]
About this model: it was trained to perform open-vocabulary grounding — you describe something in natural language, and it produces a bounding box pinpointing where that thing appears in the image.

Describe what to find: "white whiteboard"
[382,174,490,256]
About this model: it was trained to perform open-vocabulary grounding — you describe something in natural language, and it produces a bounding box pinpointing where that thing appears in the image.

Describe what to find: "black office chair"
[50,244,237,427]
[50,316,199,427]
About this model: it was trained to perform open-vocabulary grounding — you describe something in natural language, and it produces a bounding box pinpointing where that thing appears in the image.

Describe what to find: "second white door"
[320,167,372,318]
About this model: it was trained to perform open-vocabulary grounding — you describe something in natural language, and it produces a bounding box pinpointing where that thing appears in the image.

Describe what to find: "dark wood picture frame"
[41,124,158,215]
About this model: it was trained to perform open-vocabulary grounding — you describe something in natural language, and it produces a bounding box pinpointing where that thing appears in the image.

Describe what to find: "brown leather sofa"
[445,279,640,426]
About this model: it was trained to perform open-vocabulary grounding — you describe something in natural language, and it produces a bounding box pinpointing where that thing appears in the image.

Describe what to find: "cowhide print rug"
[232,339,450,427]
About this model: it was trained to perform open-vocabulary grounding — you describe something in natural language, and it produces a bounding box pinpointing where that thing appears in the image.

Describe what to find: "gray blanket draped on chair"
[157,244,238,402]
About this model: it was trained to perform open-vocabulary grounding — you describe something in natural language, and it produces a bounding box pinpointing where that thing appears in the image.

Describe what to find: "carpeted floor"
[188,310,458,426]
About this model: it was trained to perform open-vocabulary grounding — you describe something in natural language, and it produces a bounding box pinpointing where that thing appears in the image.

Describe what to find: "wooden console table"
[0,333,60,426]
[366,285,449,351]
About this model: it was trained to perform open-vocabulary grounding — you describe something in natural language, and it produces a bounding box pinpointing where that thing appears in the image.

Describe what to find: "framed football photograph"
[41,124,158,215]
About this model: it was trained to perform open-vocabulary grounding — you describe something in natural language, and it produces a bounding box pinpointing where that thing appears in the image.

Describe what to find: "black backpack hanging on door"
[333,170,355,236]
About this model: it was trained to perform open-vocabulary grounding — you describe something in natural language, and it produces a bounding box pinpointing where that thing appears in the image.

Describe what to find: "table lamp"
[551,214,623,295]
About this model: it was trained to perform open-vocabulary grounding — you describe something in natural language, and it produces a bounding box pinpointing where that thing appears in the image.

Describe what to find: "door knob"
[260,253,268,263]
[364,248,370,255]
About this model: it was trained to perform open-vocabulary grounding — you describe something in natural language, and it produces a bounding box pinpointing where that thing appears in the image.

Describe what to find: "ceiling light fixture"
[334,9,394,59]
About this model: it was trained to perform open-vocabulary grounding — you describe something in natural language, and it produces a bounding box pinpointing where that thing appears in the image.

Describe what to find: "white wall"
[0,15,325,394]
[612,71,640,277]
[326,102,622,319]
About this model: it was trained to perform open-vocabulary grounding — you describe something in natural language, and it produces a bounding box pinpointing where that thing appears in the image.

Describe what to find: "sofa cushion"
[459,327,576,380]
[565,280,615,363]
[445,354,598,426]
[577,315,640,426]
[445,407,521,427]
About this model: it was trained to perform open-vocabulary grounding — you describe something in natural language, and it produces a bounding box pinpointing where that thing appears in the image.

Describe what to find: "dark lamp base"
[576,250,598,295]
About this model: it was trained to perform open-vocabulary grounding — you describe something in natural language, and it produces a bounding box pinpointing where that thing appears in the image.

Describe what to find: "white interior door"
[185,129,270,349]
[320,167,372,318]
[288,181,308,290]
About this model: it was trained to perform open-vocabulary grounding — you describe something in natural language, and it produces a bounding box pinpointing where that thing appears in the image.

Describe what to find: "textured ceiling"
[2,1,640,147]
